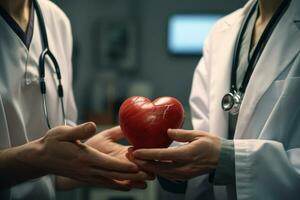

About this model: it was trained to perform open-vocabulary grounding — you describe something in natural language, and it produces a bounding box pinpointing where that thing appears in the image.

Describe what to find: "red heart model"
[119,96,185,149]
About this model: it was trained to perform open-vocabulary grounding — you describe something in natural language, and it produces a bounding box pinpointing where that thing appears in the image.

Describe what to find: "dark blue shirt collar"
[0,2,34,49]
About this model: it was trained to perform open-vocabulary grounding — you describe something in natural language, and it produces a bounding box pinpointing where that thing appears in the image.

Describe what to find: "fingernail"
[129,164,139,172]
[126,153,134,162]
[128,147,134,153]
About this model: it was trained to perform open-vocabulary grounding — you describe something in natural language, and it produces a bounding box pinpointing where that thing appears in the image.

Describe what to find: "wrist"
[16,139,47,176]
[0,141,46,187]
[213,139,236,185]
[211,136,222,169]
[55,176,82,191]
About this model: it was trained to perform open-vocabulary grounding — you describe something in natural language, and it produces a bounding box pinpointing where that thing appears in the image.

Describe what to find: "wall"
[137,0,247,105]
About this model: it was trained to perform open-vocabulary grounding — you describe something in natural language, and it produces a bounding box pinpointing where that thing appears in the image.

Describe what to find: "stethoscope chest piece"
[221,91,243,115]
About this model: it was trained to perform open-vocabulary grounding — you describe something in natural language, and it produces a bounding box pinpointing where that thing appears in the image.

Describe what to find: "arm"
[55,126,152,191]
[0,141,46,188]
[0,123,148,190]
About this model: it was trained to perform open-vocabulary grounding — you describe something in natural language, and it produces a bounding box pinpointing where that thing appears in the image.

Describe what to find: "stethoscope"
[33,0,67,129]
[221,0,291,115]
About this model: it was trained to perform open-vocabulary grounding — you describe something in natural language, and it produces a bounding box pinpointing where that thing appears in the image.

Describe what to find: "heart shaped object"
[119,96,185,149]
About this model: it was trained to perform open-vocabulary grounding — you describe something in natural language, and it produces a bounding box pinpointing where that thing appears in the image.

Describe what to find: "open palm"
[85,126,133,166]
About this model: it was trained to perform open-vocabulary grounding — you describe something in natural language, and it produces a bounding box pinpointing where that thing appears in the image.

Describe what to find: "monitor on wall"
[168,14,223,56]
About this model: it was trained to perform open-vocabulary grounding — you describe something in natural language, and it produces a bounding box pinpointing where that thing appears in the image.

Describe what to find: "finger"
[101,126,124,141]
[90,168,153,181]
[133,159,192,181]
[129,181,148,189]
[113,180,133,191]
[167,129,205,142]
[133,159,183,174]
[85,177,132,191]
[58,122,97,141]
[107,181,131,191]
[125,152,156,180]
[132,147,185,161]
[144,171,156,180]
[126,147,135,161]
[128,146,134,154]
[89,148,139,172]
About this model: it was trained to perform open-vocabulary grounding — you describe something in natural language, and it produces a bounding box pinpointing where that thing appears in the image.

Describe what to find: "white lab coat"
[0,0,77,199]
[186,0,300,199]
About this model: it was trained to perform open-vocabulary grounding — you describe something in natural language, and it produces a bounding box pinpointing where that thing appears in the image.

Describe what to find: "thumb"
[59,122,97,141]
[102,126,124,141]
[167,129,202,142]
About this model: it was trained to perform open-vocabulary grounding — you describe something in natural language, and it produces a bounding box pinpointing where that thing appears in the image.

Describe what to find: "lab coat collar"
[234,0,300,139]
[222,0,255,28]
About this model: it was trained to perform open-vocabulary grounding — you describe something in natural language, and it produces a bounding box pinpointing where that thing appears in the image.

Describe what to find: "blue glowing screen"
[168,15,223,55]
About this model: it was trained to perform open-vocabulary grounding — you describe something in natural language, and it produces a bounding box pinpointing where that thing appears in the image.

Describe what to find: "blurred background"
[51,0,246,199]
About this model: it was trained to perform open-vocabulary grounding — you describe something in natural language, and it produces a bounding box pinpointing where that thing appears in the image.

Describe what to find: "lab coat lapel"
[235,0,300,139]
[209,15,247,139]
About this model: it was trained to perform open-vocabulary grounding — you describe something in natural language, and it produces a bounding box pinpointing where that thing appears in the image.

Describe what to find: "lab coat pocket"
[277,77,300,147]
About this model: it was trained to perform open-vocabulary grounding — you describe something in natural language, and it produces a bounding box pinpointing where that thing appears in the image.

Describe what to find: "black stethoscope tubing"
[222,0,292,115]
[230,0,292,94]
[32,0,66,129]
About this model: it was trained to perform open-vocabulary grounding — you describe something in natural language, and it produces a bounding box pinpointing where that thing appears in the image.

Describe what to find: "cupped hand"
[130,129,221,181]
[22,123,149,191]
[85,126,155,179]
[85,126,133,162]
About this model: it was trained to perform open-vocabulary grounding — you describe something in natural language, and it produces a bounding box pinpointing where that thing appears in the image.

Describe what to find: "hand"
[84,126,155,187]
[131,129,221,181]
[85,126,135,164]
[20,122,145,191]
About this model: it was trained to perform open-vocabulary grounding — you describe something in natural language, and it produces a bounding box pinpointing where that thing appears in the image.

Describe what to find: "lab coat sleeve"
[234,139,300,199]
[213,139,236,185]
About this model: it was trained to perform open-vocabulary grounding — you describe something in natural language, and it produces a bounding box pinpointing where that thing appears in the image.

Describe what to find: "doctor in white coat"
[132,0,300,199]
[0,0,151,199]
